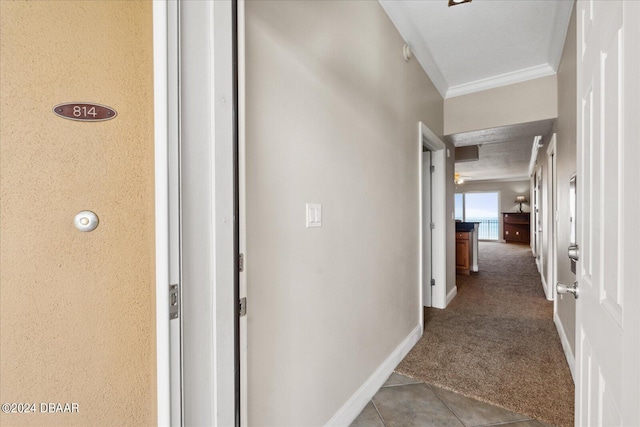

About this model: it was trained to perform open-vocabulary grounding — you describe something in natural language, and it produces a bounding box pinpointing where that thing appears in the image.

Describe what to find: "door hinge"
[169,284,180,319]
[431,222,435,229]
[430,165,435,173]
[239,297,247,317]
[431,278,436,287]
[239,253,244,272]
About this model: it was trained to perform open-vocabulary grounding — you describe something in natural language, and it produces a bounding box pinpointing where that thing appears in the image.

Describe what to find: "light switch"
[306,203,322,228]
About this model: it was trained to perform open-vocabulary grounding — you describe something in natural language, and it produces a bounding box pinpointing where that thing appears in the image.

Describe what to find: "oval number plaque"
[53,103,117,122]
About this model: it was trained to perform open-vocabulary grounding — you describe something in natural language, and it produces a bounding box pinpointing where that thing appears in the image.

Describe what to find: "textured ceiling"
[379,0,574,98]
[455,138,533,182]
[450,119,554,182]
[447,119,555,147]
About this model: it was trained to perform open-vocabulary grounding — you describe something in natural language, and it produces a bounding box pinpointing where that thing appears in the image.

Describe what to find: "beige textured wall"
[455,180,531,241]
[444,75,558,135]
[553,3,577,356]
[0,1,157,425]
[244,1,445,424]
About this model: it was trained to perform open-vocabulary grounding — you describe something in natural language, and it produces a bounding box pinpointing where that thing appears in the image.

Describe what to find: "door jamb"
[419,122,449,310]
[153,1,171,425]
[179,1,237,425]
[421,150,433,310]
[547,135,557,303]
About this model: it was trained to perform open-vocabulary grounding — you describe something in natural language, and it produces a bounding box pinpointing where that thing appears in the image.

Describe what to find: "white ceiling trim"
[446,64,556,99]
[380,0,574,100]
[547,1,575,71]
[379,0,449,98]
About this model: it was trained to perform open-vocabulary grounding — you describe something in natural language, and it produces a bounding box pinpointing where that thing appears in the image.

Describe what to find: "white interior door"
[422,150,432,308]
[575,1,640,425]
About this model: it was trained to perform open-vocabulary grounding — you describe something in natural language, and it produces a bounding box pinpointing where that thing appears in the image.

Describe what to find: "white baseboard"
[446,286,458,307]
[554,313,575,382]
[325,324,422,427]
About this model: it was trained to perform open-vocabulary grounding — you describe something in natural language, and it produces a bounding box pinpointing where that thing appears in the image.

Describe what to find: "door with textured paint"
[0,2,157,425]
[575,0,640,424]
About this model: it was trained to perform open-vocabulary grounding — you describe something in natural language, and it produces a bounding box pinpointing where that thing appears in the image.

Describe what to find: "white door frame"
[153,1,171,425]
[535,166,544,279]
[419,122,449,312]
[546,134,557,303]
[421,150,433,309]
[238,0,248,424]
[178,1,237,426]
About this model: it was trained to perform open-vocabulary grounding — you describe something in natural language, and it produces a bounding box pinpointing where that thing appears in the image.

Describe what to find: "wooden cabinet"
[456,231,473,274]
[503,212,530,244]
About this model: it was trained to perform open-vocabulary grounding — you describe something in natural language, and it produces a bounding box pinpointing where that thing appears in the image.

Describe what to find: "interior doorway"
[422,150,433,308]
[419,122,448,312]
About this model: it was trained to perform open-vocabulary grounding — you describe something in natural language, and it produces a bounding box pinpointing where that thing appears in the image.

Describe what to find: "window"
[454,193,463,221]
[455,192,500,240]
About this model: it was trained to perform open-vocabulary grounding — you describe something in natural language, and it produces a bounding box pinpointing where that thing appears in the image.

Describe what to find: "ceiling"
[452,119,554,182]
[379,0,574,99]
[379,0,572,182]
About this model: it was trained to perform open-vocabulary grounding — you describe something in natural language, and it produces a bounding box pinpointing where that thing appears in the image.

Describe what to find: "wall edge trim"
[324,324,422,427]
[554,313,576,382]
[153,1,171,425]
[445,285,458,307]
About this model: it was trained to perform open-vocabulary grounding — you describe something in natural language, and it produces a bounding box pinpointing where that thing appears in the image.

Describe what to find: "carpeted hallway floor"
[395,242,574,427]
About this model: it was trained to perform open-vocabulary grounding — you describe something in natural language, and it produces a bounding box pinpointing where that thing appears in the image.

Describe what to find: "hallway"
[351,372,550,427]
[365,242,573,426]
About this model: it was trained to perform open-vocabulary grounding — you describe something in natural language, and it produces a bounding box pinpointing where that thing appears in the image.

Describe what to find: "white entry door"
[575,1,640,425]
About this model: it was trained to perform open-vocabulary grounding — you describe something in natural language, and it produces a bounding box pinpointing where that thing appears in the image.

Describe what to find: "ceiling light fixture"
[448,0,472,6]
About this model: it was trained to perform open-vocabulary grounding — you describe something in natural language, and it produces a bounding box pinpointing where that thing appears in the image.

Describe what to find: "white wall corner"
[540,272,552,301]
[378,1,448,98]
[445,285,458,307]
[547,0,575,71]
[553,314,575,382]
[324,324,422,427]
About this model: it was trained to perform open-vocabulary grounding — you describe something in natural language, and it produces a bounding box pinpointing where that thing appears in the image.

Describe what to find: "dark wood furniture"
[456,230,474,275]
[502,212,530,244]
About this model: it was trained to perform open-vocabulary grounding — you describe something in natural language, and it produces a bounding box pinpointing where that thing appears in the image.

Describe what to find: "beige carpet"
[396,242,574,427]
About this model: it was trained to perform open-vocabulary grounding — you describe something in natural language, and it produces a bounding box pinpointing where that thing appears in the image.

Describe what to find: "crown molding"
[379,0,449,98]
[547,0,574,71]
[445,64,556,99]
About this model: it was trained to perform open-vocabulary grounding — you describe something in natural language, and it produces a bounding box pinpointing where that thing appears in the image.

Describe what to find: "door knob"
[557,281,579,299]
[568,244,580,261]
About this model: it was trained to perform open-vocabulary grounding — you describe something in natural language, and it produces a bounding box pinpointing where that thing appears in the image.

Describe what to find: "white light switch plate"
[306,203,322,228]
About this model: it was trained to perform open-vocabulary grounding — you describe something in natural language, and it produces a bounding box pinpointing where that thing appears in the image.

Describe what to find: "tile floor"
[351,373,553,427]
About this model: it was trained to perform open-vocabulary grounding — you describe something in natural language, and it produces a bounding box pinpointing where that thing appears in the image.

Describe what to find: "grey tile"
[430,385,529,426]
[350,401,385,427]
[383,372,422,387]
[373,383,464,427]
